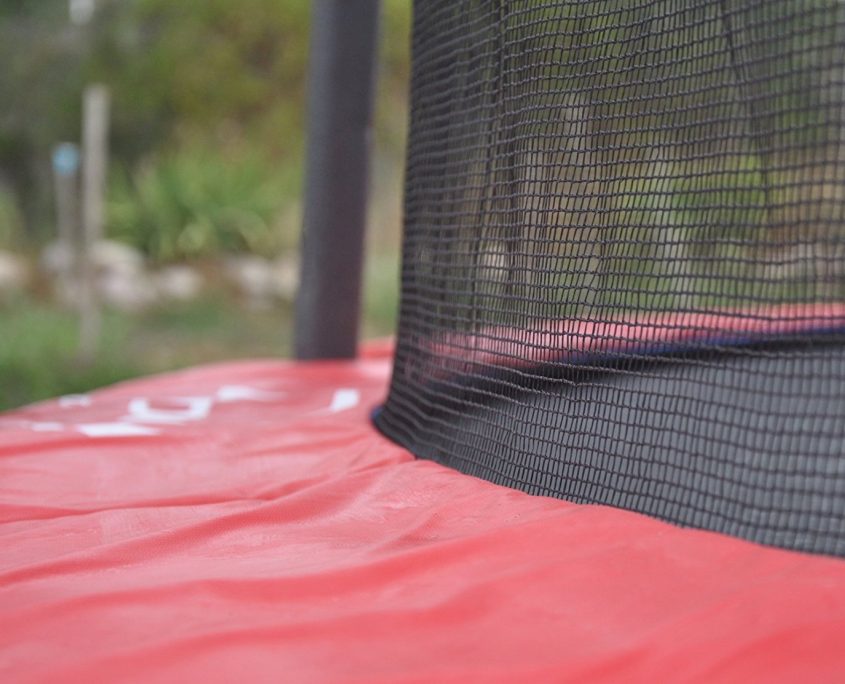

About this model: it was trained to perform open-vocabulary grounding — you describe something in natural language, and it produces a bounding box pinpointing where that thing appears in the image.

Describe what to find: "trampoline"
[378,305,845,555]
[5,0,845,681]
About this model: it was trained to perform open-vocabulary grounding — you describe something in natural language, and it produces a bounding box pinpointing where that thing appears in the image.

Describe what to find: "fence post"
[294,0,381,360]
[79,84,110,363]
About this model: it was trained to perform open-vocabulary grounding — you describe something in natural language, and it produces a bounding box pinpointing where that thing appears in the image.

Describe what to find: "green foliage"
[363,252,400,338]
[88,0,312,158]
[670,157,770,248]
[109,147,300,261]
[375,0,413,151]
[0,187,24,248]
[588,155,775,312]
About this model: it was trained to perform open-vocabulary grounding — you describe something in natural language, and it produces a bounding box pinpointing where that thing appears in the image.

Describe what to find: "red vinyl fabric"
[2,345,845,682]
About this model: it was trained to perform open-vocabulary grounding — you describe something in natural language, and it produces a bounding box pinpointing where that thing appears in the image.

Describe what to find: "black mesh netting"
[373,0,845,556]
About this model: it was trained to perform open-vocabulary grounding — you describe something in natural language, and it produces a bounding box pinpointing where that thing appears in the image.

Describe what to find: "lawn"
[0,251,399,411]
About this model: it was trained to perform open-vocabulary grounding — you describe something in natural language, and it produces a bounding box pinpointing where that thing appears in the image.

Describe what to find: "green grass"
[0,293,290,411]
[0,251,400,412]
[0,296,141,410]
[362,251,400,339]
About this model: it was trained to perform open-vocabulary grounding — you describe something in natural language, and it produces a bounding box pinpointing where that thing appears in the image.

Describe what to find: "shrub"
[108,147,300,262]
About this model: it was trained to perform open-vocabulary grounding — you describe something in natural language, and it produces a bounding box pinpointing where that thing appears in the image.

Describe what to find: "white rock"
[41,240,73,275]
[42,239,145,277]
[224,254,300,303]
[94,240,145,275]
[54,280,82,308]
[224,255,276,301]
[98,270,157,312]
[155,265,203,301]
[271,255,299,301]
[0,250,29,292]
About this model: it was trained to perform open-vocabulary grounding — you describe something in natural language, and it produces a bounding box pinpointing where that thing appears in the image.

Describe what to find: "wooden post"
[79,84,110,362]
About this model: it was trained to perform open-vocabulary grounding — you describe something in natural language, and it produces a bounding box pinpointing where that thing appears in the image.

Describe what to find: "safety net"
[374,0,845,556]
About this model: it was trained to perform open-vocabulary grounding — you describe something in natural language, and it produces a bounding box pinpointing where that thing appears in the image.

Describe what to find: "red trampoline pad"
[2,344,845,682]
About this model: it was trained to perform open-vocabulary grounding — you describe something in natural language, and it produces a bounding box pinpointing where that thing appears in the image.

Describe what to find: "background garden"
[0,0,410,410]
[2,1,842,411]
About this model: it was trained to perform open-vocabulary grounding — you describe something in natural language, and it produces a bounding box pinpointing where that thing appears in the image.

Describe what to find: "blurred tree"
[87,0,311,158]
[0,0,412,242]
[0,0,87,238]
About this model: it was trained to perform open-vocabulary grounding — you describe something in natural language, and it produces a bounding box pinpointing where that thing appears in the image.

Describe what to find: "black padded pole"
[294,0,380,359]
